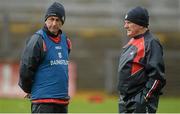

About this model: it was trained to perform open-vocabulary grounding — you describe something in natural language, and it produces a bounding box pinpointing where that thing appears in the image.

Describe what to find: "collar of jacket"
[134,30,149,39]
[42,25,62,43]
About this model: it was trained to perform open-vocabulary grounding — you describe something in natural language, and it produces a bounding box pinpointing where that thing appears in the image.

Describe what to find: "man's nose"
[124,23,128,28]
[52,20,57,25]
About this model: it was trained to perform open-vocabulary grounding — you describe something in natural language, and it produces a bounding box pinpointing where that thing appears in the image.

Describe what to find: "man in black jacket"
[118,6,166,113]
[19,2,71,113]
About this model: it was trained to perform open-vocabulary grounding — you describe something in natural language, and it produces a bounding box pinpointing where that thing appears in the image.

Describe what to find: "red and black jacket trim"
[32,98,69,105]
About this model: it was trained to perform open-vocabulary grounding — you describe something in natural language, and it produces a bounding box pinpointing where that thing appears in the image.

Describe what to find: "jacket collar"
[134,30,149,39]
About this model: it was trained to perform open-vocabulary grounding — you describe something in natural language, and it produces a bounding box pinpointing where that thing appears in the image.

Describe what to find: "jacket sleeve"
[143,39,166,99]
[18,34,45,93]
[66,37,72,54]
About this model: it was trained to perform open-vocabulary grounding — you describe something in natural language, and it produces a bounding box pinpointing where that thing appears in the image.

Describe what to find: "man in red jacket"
[118,6,166,113]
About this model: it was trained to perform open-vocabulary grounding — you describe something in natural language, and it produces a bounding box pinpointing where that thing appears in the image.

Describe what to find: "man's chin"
[50,30,58,35]
[127,33,132,37]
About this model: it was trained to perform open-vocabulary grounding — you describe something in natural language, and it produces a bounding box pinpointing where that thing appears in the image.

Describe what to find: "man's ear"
[45,21,47,25]
[140,26,144,29]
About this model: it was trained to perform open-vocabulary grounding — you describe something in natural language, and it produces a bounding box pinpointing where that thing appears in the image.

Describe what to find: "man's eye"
[56,19,60,22]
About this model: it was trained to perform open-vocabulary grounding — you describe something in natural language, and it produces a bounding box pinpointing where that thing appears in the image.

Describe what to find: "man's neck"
[133,28,149,39]
[138,28,148,35]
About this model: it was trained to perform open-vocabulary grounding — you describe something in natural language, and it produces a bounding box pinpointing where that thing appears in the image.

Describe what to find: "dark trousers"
[31,103,68,113]
[119,91,159,113]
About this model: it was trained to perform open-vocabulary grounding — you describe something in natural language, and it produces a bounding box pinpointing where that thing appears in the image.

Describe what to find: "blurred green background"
[1,96,180,113]
[0,0,180,113]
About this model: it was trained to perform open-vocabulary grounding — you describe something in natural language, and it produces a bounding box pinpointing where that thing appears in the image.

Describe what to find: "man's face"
[124,20,143,38]
[45,16,63,35]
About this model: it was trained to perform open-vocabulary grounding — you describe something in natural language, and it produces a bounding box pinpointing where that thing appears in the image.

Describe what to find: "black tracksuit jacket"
[118,30,166,100]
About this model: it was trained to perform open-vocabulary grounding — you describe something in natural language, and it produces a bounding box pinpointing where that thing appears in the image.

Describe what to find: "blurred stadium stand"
[0,0,180,97]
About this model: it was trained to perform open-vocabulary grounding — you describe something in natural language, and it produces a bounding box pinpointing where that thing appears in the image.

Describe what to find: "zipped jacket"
[118,30,166,100]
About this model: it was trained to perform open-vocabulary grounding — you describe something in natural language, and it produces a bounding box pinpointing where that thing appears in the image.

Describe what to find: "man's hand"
[144,96,148,102]
[24,93,31,99]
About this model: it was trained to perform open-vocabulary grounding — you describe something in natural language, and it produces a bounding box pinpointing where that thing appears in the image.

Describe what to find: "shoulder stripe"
[130,37,145,75]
